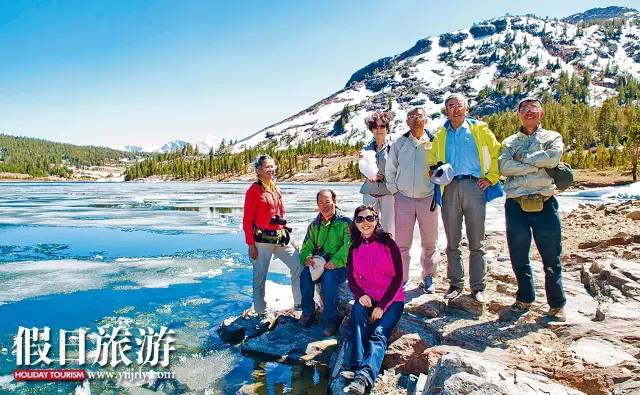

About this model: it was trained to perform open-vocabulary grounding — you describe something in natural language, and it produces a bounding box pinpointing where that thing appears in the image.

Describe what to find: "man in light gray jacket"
[498,97,566,321]
[385,107,438,289]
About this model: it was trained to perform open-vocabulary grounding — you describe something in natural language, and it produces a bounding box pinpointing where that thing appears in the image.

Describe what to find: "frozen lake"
[0,181,637,394]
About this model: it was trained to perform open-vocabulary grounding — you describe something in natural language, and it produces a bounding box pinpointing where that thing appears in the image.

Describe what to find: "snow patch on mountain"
[229,8,640,153]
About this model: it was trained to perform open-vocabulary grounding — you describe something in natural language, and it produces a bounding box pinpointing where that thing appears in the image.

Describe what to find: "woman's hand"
[370,307,383,321]
[359,295,372,307]
[324,261,336,270]
[248,245,258,260]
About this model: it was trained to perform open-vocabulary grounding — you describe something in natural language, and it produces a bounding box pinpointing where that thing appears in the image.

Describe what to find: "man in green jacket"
[428,93,501,303]
[299,189,352,336]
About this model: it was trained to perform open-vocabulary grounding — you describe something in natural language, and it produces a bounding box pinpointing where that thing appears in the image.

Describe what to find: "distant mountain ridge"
[563,6,637,24]
[228,6,640,152]
[125,136,223,154]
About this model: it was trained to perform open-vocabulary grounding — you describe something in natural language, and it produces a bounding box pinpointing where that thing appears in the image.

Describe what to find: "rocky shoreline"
[217,199,640,394]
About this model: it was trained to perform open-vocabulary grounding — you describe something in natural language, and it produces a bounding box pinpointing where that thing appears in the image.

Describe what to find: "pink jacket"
[347,235,404,311]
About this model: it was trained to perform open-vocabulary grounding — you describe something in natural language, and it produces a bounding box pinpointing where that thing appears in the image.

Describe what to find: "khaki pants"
[363,194,395,238]
[251,242,302,314]
[393,192,439,282]
[441,178,486,291]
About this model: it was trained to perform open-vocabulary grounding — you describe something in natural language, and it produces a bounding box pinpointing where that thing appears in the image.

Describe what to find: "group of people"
[242,94,567,394]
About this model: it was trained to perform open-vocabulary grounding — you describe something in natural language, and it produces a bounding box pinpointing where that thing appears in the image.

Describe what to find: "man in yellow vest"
[428,93,501,303]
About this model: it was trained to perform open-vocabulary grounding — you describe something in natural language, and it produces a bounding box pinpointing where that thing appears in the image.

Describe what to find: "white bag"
[358,150,379,179]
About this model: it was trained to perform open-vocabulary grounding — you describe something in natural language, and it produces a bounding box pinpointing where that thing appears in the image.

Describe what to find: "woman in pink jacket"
[344,205,404,394]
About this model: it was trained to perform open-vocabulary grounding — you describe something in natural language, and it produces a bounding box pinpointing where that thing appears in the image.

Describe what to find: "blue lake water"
[1,181,637,394]
[0,182,364,394]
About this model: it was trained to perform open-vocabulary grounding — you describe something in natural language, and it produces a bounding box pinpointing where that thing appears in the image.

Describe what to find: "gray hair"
[444,93,469,108]
[407,107,427,116]
[253,154,275,170]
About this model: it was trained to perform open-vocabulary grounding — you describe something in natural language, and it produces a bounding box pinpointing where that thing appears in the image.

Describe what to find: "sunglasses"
[355,215,377,223]
[518,107,542,113]
[371,124,387,130]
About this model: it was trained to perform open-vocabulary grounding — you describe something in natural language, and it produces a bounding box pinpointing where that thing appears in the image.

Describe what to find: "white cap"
[432,163,454,186]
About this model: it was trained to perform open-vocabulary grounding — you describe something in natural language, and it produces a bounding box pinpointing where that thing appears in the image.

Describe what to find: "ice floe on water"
[171,350,240,391]
[0,258,230,304]
[562,181,640,200]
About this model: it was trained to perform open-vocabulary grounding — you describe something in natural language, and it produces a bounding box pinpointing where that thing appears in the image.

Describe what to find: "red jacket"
[242,182,286,245]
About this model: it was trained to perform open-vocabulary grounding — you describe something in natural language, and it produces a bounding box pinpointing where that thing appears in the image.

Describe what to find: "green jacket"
[299,211,352,268]
[428,118,502,193]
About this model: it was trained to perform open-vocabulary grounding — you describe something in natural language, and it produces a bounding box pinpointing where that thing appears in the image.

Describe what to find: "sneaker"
[472,290,486,304]
[340,370,355,380]
[299,314,315,328]
[422,275,435,294]
[443,286,462,300]
[323,321,339,337]
[346,376,367,395]
[546,307,566,322]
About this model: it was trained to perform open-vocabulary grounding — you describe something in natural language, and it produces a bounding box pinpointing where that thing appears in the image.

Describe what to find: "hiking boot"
[499,300,532,321]
[443,286,462,300]
[472,290,486,304]
[546,307,566,322]
[346,375,367,395]
[422,275,435,294]
[299,314,315,328]
[323,321,339,337]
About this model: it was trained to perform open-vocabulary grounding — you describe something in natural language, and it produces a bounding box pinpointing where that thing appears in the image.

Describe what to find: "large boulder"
[447,294,484,316]
[382,333,431,375]
[443,372,508,395]
[216,314,274,344]
[240,316,337,366]
[405,295,447,318]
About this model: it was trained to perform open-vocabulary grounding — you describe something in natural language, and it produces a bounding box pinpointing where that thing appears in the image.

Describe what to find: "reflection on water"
[0,182,363,394]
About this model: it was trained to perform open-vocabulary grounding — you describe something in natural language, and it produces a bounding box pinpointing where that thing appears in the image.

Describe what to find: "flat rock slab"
[447,294,484,316]
[569,338,635,367]
[405,295,447,318]
[241,316,337,366]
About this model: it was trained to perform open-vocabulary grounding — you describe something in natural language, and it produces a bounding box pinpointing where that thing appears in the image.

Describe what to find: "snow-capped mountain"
[231,6,640,153]
[124,136,223,154]
[124,145,144,153]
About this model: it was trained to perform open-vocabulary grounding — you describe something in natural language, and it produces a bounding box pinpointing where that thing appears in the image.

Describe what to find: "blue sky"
[1,0,638,149]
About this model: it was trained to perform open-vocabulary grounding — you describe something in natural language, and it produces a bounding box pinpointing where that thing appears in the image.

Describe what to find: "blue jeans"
[300,266,346,323]
[505,196,566,308]
[349,301,404,386]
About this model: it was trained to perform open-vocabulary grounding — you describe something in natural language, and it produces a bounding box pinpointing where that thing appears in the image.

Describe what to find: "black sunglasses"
[355,215,377,223]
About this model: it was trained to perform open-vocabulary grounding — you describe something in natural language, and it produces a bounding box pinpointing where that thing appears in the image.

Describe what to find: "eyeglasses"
[355,215,377,223]
[518,107,542,113]
[407,113,425,119]
[446,104,465,110]
[371,124,387,130]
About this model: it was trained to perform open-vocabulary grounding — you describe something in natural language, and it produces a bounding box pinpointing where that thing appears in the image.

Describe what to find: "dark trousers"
[349,301,404,386]
[300,266,346,323]
[505,196,566,308]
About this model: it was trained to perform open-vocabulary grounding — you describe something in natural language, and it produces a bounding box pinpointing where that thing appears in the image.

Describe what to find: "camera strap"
[257,182,285,218]
[314,217,334,251]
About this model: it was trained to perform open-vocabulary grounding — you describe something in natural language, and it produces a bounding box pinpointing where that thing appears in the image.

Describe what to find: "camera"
[270,215,287,226]
[430,161,445,177]
[313,246,330,261]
